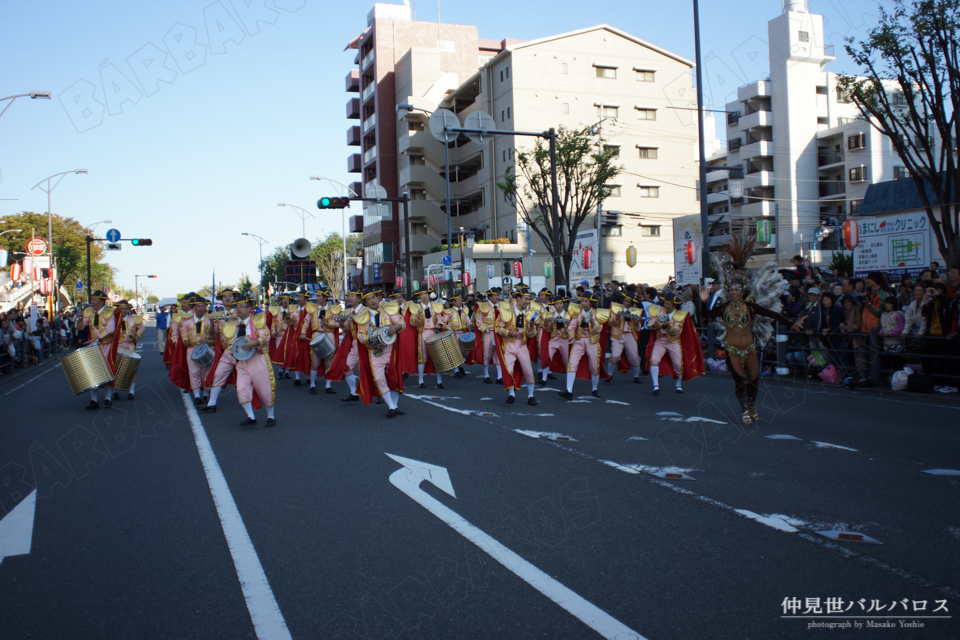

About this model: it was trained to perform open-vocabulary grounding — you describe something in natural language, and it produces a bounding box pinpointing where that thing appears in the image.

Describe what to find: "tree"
[496,125,621,286]
[839,0,960,267]
[237,274,254,297]
[53,245,83,292]
[310,232,362,302]
[0,212,104,266]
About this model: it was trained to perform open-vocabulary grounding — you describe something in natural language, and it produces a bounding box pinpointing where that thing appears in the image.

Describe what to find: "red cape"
[644,316,704,382]
[398,308,435,375]
[355,340,404,405]
[281,310,312,374]
[104,308,123,378]
[469,302,498,364]
[574,331,611,381]
[324,330,354,382]
[495,333,540,390]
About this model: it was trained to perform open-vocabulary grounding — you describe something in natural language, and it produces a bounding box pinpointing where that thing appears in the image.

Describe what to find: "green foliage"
[430,238,511,253]
[828,251,854,276]
[147,295,159,304]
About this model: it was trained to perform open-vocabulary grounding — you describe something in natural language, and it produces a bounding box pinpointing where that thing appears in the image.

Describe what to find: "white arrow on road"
[385,454,646,640]
[0,490,37,566]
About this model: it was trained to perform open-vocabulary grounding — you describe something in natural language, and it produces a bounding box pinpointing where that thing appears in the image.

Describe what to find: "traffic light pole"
[340,194,411,297]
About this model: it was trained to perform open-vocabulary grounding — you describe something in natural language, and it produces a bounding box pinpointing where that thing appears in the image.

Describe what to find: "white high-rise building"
[706,0,920,264]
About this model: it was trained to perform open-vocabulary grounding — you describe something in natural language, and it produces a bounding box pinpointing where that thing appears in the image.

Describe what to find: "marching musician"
[272,292,294,380]
[407,287,446,389]
[475,287,503,384]
[559,291,604,400]
[645,291,704,396]
[539,294,570,385]
[228,293,277,427]
[442,294,472,379]
[494,288,540,405]
[303,286,340,395]
[285,289,315,387]
[80,290,122,410]
[535,287,553,382]
[605,292,643,385]
[183,294,215,405]
[326,287,365,402]
[115,300,145,400]
[201,288,242,413]
[356,288,406,416]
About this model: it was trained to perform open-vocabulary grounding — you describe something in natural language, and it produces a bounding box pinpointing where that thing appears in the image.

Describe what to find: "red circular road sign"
[25,237,48,256]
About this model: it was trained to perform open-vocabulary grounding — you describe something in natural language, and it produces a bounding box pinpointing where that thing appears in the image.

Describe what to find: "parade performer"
[201,288,242,413]
[180,294,214,405]
[605,293,643,384]
[115,300,145,399]
[161,301,177,367]
[270,292,294,379]
[326,287,365,402]
[534,287,553,381]
[558,292,608,399]
[442,294,472,378]
[279,289,313,386]
[701,233,793,424]
[402,287,447,388]
[645,291,704,395]
[539,294,571,385]
[474,287,503,383]
[304,286,341,394]
[352,289,406,416]
[80,290,122,410]
[494,288,540,405]
[227,293,277,427]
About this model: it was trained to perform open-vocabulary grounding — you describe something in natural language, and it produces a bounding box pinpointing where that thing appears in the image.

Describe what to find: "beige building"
[347,5,701,291]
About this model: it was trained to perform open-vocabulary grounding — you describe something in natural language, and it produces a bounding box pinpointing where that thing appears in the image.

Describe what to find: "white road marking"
[627,436,649,442]
[180,396,291,640]
[683,416,726,424]
[655,411,682,417]
[735,510,799,533]
[514,429,577,441]
[0,490,36,565]
[812,441,858,452]
[605,400,630,406]
[386,454,646,640]
[2,364,60,397]
[601,460,696,478]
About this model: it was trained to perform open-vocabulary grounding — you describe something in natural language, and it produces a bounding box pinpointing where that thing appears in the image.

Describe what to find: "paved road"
[1,325,958,639]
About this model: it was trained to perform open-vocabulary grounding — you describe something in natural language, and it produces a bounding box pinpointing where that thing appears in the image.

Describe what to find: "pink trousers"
[236,353,274,406]
[568,336,599,375]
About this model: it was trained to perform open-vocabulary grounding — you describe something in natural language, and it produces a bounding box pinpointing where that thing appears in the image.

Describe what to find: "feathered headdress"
[719,230,758,293]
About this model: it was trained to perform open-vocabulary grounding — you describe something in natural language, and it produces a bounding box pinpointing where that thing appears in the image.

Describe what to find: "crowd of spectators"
[0,303,89,374]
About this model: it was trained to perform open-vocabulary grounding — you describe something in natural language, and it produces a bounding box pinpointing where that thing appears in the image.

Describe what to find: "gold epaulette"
[289,304,300,315]
[306,302,318,314]
[329,304,343,315]
[104,305,115,314]
[611,302,624,315]
[132,314,144,325]
[83,307,95,318]
[499,307,515,324]
[498,301,513,314]
[566,303,582,318]
[253,312,267,330]
[673,310,689,322]
[268,305,280,317]
[354,308,371,325]
[172,312,182,323]
[530,301,543,313]
[648,304,662,318]
[180,311,195,321]
[596,309,611,324]
[430,301,445,315]
[405,301,422,315]
[477,301,491,315]
[381,301,400,316]
[222,320,238,340]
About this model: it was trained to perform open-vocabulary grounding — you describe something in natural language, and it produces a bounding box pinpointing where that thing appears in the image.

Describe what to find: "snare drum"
[113,350,142,391]
[366,326,397,349]
[458,332,476,355]
[61,345,115,395]
[191,343,215,367]
[426,330,465,372]
[310,333,336,359]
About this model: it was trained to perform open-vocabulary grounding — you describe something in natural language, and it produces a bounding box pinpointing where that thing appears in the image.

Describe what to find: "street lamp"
[31,169,88,312]
[0,91,52,119]
[0,229,23,238]
[86,219,112,233]
[242,232,269,302]
[310,175,358,295]
[277,202,314,239]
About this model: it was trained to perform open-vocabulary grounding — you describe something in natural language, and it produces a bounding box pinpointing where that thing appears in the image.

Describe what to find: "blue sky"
[1,0,888,297]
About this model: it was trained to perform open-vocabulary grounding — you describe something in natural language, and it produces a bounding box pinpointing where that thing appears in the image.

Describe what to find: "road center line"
[180,395,292,640]
[2,364,60,397]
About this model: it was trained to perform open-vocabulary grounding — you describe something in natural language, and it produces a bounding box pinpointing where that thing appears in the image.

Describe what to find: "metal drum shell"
[367,326,397,349]
[310,334,336,359]
[61,345,115,395]
[458,332,476,355]
[113,351,142,391]
[426,330,465,372]
[191,343,215,367]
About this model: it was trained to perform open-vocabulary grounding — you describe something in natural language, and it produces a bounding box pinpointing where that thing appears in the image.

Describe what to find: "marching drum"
[113,350,142,391]
[191,343,215,367]
[458,332,476,355]
[366,326,396,350]
[426,331,465,372]
[231,340,257,361]
[310,333,336,359]
[61,345,115,395]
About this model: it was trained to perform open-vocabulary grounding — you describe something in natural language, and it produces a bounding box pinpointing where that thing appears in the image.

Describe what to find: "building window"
[507,107,511,119]
[635,69,655,82]
[600,105,619,119]
[641,226,661,237]
[561,63,568,74]
[837,117,855,126]
[728,138,742,151]
[604,185,621,197]
[799,31,809,42]
[364,242,393,265]
[595,66,617,79]
[892,91,908,106]
[637,147,658,159]
[636,108,657,121]
[836,87,852,103]
[562,103,569,114]
[894,166,910,180]
[604,145,620,157]
[639,186,660,198]
[847,133,865,150]
[601,226,622,237]
[500,70,503,82]
[849,166,866,182]
[849,199,862,214]
[506,66,509,79]
[501,110,505,122]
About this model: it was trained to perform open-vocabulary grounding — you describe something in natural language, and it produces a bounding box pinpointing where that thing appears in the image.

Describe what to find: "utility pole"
[595,119,604,305]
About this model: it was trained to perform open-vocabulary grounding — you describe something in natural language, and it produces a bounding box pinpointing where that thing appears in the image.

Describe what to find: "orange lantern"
[11,262,22,280]
[843,219,859,250]
[626,245,637,268]
[685,240,698,265]
[34,266,42,281]
[38,279,48,295]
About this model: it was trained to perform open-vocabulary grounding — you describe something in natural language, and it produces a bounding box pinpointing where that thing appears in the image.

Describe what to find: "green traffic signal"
[317,197,349,209]
[131,239,153,246]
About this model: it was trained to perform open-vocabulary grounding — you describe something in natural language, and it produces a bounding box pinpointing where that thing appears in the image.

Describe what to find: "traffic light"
[318,197,350,209]
[130,239,153,246]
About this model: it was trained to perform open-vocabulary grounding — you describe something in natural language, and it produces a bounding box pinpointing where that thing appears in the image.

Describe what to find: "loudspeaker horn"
[291,238,312,259]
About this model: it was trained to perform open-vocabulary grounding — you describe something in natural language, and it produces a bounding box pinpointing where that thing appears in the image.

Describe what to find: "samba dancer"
[303,286,340,394]
[115,300,145,400]
[645,291,704,395]
[80,290,122,410]
[475,287,503,383]
[495,288,540,405]
[558,292,604,400]
[701,233,793,424]
[605,292,643,384]
[229,293,277,427]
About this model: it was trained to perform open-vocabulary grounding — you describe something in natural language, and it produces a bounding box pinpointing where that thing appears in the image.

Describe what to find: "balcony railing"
[819,181,845,197]
[728,139,742,151]
[364,145,377,164]
[818,152,844,166]
[362,49,375,69]
[727,111,740,125]
[362,81,376,102]
[363,112,376,133]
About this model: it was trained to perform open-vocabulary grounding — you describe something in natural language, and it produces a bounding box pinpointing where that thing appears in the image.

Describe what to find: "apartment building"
[706,0,919,264]
[347,5,700,288]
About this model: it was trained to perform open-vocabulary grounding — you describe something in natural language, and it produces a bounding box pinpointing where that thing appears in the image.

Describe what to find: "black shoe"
[604,377,612,385]
[537,378,547,387]
[402,373,409,379]
[548,373,557,380]
[239,417,257,427]
[113,392,119,400]
[387,409,397,418]
[676,388,685,395]
[200,404,217,413]
[293,379,302,387]
[193,396,203,406]
[325,387,337,394]
[341,394,360,402]
[127,394,135,400]
[454,371,465,379]
[496,378,502,384]
[436,383,445,389]
[376,397,384,404]
[309,386,317,395]
[591,389,600,398]
[418,383,425,388]
[527,396,538,406]
[285,372,293,379]
[104,398,112,408]
[85,401,99,411]
[203,395,209,404]
[505,395,516,404]
[393,408,405,416]
[265,418,276,428]
[652,387,660,396]
[634,377,642,384]
[558,391,573,400]
[483,377,492,384]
